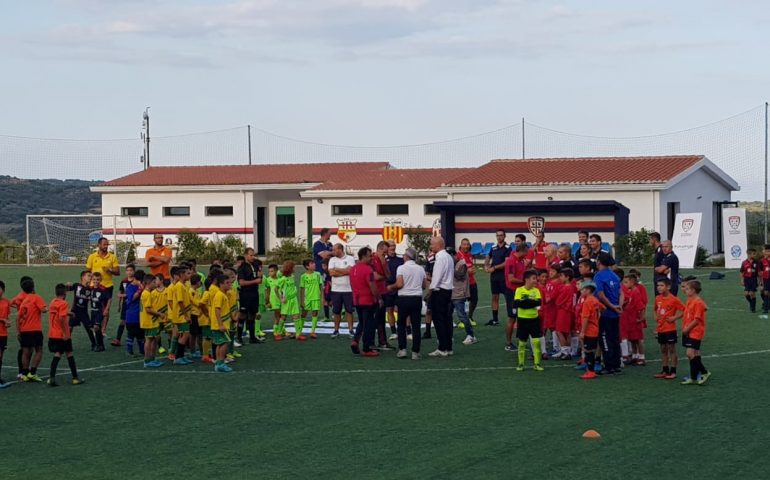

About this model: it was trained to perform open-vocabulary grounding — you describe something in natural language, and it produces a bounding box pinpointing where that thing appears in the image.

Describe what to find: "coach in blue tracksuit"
[594,253,623,374]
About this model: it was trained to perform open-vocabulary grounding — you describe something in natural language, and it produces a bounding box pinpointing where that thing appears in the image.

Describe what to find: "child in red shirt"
[47,284,84,386]
[0,280,9,388]
[18,278,47,382]
[681,280,710,385]
[554,269,576,360]
[539,269,556,359]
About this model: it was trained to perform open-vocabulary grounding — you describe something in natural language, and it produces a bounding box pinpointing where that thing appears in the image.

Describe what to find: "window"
[163,206,190,217]
[424,204,440,215]
[332,204,363,216]
[205,206,233,216]
[377,204,409,216]
[121,207,148,217]
[276,206,295,238]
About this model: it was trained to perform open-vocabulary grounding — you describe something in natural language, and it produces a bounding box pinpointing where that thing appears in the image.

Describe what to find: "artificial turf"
[0,265,768,479]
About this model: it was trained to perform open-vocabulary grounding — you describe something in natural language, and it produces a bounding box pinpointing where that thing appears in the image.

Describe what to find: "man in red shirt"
[526,232,548,270]
[457,238,478,325]
[350,247,381,356]
[504,243,528,351]
[370,241,392,349]
[18,279,47,382]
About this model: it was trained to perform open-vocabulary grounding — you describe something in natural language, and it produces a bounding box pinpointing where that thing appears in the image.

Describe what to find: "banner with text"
[671,213,702,268]
[722,208,747,269]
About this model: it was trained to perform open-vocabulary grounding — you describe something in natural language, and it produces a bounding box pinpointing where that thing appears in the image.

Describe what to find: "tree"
[405,225,432,264]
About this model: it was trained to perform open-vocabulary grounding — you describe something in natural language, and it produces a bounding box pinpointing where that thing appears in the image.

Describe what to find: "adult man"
[350,247,381,356]
[504,243,528,351]
[144,233,173,279]
[313,228,334,274]
[649,232,666,286]
[484,230,511,326]
[527,232,548,270]
[457,238,478,325]
[237,247,263,343]
[370,241,392,349]
[577,230,589,245]
[656,240,681,295]
[556,243,576,274]
[328,243,356,338]
[594,253,623,374]
[390,248,426,359]
[428,236,454,357]
[86,237,120,335]
[384,240,404,340]
[588,234,608,260]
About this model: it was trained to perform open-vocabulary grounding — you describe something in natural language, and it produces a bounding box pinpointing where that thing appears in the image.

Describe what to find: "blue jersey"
[313,240,333,276]
[487,243,510,280]
[124,283,141,324]
[593,268,620,319]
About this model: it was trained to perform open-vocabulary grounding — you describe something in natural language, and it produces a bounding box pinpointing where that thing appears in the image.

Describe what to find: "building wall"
[309,195,444,253]
[658,168,732,252]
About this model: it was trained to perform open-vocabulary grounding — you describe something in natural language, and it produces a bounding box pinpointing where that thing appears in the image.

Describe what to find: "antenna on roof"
[141,107,151,170]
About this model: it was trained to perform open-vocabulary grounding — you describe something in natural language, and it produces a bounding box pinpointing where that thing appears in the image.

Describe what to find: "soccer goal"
[26,215,137,266]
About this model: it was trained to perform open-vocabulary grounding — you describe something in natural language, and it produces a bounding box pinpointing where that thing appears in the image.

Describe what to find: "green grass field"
[0,265,768,479]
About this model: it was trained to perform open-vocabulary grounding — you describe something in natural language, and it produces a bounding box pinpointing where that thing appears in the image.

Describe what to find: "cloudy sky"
[1,0,769,195]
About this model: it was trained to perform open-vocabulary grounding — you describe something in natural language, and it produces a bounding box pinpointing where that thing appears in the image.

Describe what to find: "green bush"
[266,237,311,266]
[0,237,26,264]
[696,245,709,267]
[204,235,246,264]
[405,225,432,264]
[176,230,207,262]
[613,228,656,266]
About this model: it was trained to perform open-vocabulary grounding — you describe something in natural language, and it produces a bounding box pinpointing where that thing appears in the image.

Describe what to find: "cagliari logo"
[681,218,694,233]
[728,216,741,230]
[527,216,545,236]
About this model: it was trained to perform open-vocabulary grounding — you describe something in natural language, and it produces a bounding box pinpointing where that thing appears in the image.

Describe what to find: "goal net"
[26,215,137,265]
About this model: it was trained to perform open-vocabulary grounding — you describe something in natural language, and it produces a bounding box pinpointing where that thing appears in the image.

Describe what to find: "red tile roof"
[311,167,475,191]
[443,155,705,187]
[102,162,391,187]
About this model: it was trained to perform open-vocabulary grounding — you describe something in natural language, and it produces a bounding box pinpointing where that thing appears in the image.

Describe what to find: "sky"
[1,0,769,197]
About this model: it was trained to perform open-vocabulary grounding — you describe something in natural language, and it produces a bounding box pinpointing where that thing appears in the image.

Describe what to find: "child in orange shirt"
[578,282,605,380]
[47,284,84,387]
[0,280,9,389]
[654,278,685,380]
[18,278,47,382]
[681,280,710,385]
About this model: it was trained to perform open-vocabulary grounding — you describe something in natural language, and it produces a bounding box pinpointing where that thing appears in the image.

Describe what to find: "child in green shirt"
[513,270,544,372]
[300,259,324,339]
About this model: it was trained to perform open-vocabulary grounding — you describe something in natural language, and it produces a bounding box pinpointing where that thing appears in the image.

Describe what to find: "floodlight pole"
[765,102,768,243]
[143,107,151,170]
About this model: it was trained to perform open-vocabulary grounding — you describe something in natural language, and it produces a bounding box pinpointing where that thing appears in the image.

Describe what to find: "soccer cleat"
[664,372,678,380]
[484,319,496,326]
[389,333,398,341]
[47,378,59,387]
[158,346,167,354]
[310,333,318,339]
[350,340,361,355]
[462,335,478,345]
[71,378,85,385]
[215,364,233,373]
[411,352,421,360]
[348,331,356,338]
[575,362,588,371]
[580,370,598,380]
[428,349,448,357]
[224,357,234,364]
[330,330,339,339]
[533,365,545,372]
[232,351,242,358]
[257,331,267,338]
[446,350,454,356]
[697,372,712,385]
[297,335,307,342]
[593,364,603,374]
[680,377,696,385]
[201,356,215,364]
[274,334,284,341]
[397,349,408,359]
[470,319,477,327]
[26,373,43,382]
[233,340,243,348]
[191,351,203,359]
[144,361,161,368]
[378,344,394,351]
[457,321,465,329]
[504,344,516,352]
[516,364,525,372]
[361,350,380,357]
[407,334,413,341]
[654,371,668,378]
[17,374,26,381]
[110,339,122,347]
[173,358,191,366]
[167,353,177,361]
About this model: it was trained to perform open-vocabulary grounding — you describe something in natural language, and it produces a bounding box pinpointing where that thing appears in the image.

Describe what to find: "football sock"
[538,336,546,355]
[663,366,670,374]
[237,323,244,340]
[170,336,178,355]
[670,366,677,375]
[278,319,286,334]
[137,339,145,355]
[620,340,630,357]
[696,355,708,374]
[570,336,580,356]
[323,305,330,320]
[176,342,185,358]
[690,359,699,380]
[750,297,757,311]
[311,314,318,333]
[30,367,37,375]
[50,356,60,379]
[551,332,560,350]
[94,329,104,348]
[492,310,499,323]
[517,340,527,366]
[17,350,23,375]
[585,351,595,368]
[126,336,134,354]
[764,295,770,312]
[202,338,212,357]
[67,356,78,378]
[532,338,542,366]
[116,324,125,341]
[295,318,305,337]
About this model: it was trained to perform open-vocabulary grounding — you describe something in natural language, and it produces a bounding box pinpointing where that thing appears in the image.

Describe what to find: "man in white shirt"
[328,243,356,338]
[428,236,454,357]
[390,248,426,359]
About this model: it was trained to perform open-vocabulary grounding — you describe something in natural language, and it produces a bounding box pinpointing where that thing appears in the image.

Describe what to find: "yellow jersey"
[209,285,231,331]
[189,287,201,317]
[86,251,120,288]
[196,290,211,327]
[173,281,191,324]
[226,288,238,323]
[153,288,168,323]
[140,289,158,329]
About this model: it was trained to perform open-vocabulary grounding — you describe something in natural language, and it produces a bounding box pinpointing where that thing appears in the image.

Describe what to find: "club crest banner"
[722,208,747,269]
[671,213,702,268]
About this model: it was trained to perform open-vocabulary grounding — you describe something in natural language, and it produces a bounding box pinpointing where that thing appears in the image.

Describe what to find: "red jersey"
[370,255,388,295]
[683,297,707,340]
[637,282,649,310]
[526,242,548,270]
[621,286,644,321]
[504,254,526,292]
[457,251,476,286]
[18,293,46,333]
[48,298,70,340]
[0,298,9,336]
[761,258,770,280]
[350,263,376,306]
[741,259,759,279]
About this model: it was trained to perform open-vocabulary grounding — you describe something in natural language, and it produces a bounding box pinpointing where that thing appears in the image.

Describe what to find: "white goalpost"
[26,215,137,266]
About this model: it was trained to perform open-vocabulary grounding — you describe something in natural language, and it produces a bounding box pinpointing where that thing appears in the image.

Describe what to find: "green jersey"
[514,286,541,319]
[280,275,298,301]
[265,276,282,307]
[300,272,323,302]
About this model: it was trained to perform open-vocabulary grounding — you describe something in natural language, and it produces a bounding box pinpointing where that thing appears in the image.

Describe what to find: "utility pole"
[521,117,526,160]
[141,107,151,170]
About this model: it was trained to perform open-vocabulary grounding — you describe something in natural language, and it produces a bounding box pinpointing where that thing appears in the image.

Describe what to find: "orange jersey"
[0,298,9,336]
[654,294,684,334]
[18,293,46,332]
[683,297,707,341]
[48,298,70,339]
[580,295,605,337]
[10,291,28,310]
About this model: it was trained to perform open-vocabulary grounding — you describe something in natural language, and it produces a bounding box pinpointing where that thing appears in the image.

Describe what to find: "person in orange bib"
[681,280,711,385]
[653,278,685,380]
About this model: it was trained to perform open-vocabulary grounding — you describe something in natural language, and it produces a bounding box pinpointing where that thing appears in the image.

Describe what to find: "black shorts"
[103,286,114,301]
[657,331,677,345]
[383,293,397,309]
[91,312,104,327]
[0,336,6,351]
[469,284,478,304]
[583,336,599,351]
[330,291,353,315]
[126,323,145,340]
[189,315,202,336]
[48,338,73,354]
[70,309,92,328]
[19,331,44,348]
[516,317,542,341]
[682,335,702,350]
[239,295,260,314]
[763,279,770,292]
[490,277,510,296]
[744,277,758,292]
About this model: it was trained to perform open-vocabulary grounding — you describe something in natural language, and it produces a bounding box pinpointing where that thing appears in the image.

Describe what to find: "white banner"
[722,207,747,269]
[671,212,702,268]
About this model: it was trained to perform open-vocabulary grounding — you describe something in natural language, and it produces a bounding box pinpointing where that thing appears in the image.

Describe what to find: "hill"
[0,176,101,241]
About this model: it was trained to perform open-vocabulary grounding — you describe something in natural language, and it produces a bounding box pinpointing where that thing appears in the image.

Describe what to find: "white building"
[93,155,738,256]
